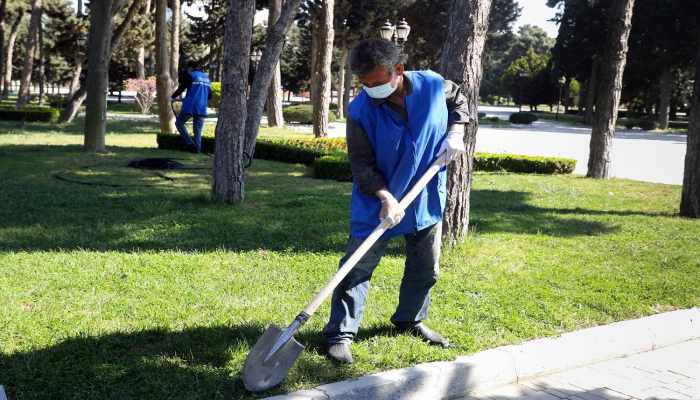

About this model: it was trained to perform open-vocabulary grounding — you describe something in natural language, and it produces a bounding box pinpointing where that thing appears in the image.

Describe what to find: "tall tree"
[440,0,492,244]
[154,0,174,132]
[16,0,43,106]
[2,11,23,100]
[680,35,700,218]
[311,0,334,138]
[265,0,284,127]
[586,0,635,179]
[213,0,301,203]
[0,0,7,87]
[37,7,45,105]
[135,0,151,79]
[58,0,143,124]
[169,0,180,84]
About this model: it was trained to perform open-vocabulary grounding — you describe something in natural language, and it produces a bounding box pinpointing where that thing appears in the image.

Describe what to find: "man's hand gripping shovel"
[242,154,448,392]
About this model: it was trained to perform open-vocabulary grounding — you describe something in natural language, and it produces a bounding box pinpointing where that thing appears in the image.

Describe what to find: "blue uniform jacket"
[181,70,211,116]
[347,71,448,239]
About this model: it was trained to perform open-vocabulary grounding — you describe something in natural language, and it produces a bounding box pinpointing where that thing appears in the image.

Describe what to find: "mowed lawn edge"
[0,122,698,399]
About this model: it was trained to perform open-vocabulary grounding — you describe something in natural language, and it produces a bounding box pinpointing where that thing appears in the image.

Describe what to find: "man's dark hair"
[186,61,200,70]
[349,38,403,78]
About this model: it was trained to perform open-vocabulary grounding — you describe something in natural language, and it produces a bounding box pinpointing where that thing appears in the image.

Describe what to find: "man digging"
[322,38,470,365]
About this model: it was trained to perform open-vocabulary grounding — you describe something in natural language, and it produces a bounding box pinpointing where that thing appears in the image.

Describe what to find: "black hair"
[349,38,402,78]
[186,61,200,70]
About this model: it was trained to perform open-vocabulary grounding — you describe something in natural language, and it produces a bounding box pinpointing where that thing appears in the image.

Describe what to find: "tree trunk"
[17,0,42,106]
[2,13,20,100]
[242,0,302,156]
[584,59,597,125]
[343,54,352,117]
[214,0,300,203]
[439,0,492,245]
[136,0,151,79]
[0,0,7,88]
[680,36,700,218]
[586,0,635,179]
[38,13,45,106]
[658,66,672,130]
[211,0,254,203]
[169,0,180,84]
[311,0,334,138]
[59,0,142,124]
[564,82,570,113]
[68,59,82,98]
[155,0,175,133]
[84,0,123,152]
[336,44,347,119]
[265,0,284,127]
[577,80,586,116]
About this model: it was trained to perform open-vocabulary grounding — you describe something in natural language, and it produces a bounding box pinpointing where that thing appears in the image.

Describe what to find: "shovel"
[242,154,447,392]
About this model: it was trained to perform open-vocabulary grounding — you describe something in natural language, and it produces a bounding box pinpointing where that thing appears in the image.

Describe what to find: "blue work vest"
[348,71,448,239]
[182,70,211,116]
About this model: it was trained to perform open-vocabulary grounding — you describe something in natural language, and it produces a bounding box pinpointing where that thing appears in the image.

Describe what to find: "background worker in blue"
[171,61,212,153]
[322,38,470,366]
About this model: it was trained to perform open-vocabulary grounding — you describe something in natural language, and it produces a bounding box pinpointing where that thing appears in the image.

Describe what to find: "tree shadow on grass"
[0,143,660,254]
[0,118,160,135]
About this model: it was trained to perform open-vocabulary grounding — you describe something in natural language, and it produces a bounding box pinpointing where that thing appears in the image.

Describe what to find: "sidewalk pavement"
[266,308,700,400]
[462,338,700,400]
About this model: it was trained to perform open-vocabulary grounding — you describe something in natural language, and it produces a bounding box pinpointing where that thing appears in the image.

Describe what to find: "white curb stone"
[265,308,700,400]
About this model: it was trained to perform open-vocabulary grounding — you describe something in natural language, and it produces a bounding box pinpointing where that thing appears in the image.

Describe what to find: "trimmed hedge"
[314,155,353,181]
[283,104,337,124]
[210,82,221,111]
[0,107,60,122]
[474,152,576,174]
[157,134,576,178]
[638,120,659,131]
[509,112,538,124]
[157,134,343,164]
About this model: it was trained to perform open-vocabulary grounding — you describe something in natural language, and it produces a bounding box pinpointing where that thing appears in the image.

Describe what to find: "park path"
[458,338,700,400]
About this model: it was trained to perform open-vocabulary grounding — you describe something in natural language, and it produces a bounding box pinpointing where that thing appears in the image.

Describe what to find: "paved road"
[327,106,687,185]
[461,339,700,400]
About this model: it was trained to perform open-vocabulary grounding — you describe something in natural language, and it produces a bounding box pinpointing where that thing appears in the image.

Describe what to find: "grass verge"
[0,122,698,399]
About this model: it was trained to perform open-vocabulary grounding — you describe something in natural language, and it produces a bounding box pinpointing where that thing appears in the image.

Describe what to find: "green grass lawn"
[0,119,699,399]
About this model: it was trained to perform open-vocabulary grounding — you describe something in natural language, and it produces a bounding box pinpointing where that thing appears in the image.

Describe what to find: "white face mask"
[362,73,398,99]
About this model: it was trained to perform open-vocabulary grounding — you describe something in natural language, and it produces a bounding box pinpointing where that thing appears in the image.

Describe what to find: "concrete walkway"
[266,309,700,400]
[463,339,700,400]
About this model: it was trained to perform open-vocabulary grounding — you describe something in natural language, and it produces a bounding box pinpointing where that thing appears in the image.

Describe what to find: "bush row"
[283,104,337,124]
[0,106,60,122]
[314,152,577,181]
[509,112,539,124]
[157,134,576,180]
[157,134,343,164]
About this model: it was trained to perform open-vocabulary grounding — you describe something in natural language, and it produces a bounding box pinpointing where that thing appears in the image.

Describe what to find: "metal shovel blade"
[242,323,305,392]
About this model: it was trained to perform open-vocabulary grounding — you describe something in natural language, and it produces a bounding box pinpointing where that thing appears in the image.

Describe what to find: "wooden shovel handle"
[302,155,446,317]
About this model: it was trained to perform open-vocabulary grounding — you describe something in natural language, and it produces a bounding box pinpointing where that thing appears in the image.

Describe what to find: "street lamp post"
[518,68,528,113]
[556,76,566,120]
[75,34,87,51]
[250,50,262,69]
[378,18,411,49]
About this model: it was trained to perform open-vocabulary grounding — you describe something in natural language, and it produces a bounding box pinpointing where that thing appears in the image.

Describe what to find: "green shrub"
[624,122,637,130]
[477,112,486,118]
[283,105,337,124]
[638,121,659,131]
[668,121,688,130]
[474,152,576,174]
[314,154,353,181]
[210,82,221,111]
[0,106,60,122]
[490,116,500,123]
[509,112,538,124]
